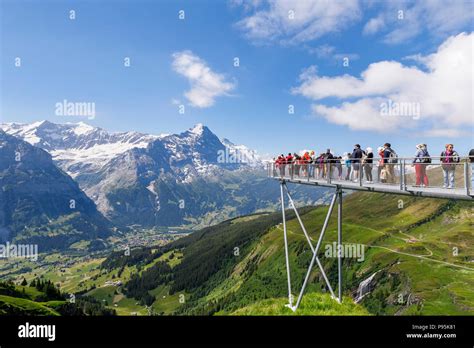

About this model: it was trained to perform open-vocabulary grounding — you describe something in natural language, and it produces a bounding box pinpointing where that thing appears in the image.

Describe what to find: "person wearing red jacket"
[302,151,311,177]
[277,154,285,177]
[286,153,294,177]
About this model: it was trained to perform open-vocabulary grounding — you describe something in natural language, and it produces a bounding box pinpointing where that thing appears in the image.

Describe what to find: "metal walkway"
[270,157,473,311]
[268,157,474,201]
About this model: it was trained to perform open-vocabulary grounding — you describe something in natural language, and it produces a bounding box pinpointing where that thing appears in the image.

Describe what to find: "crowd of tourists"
[273,144,474,190]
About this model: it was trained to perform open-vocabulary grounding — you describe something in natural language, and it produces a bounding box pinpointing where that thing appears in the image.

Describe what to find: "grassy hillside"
[3,191,473,316]
[0,280,115,316]
[225,292,369,316]
[0,294,61,316]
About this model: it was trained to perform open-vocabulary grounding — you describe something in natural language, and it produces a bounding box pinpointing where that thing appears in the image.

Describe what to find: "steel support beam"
[337,187,343,303]
[280,181,293,308]
[464,162,470,196]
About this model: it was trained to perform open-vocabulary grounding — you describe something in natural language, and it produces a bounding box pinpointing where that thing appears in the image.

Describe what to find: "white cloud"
[294,61,427,100]
[234,0,361,44]
[362,15,385,35]
[311,98,402,132]
[229,0,263,11]
[298,65,318,81]
[364,0,474,44]
[293,32,474,135]
[233,0,473,46]
[172,51,235,108]
[403,53,427,64]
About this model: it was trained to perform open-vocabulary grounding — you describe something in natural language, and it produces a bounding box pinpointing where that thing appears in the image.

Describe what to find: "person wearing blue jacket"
[351,144,363,182]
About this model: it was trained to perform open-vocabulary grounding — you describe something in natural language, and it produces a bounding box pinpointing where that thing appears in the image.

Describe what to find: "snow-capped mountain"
[1,121,285,227]
[1,121,262,179]
[1,120,159,151]
[1,120,161,179]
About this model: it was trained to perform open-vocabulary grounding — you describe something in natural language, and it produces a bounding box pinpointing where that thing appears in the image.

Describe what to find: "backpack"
[388,148,398,164]
[421,149,431,163]
[453,151,460,163]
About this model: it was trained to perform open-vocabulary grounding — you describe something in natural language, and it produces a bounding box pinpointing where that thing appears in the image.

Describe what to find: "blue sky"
[1,0,473,157]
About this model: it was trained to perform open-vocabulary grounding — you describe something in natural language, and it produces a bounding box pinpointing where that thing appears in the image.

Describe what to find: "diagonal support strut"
[284,184,315,253]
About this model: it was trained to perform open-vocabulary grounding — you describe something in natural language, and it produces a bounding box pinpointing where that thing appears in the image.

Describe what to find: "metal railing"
[267,157,474,199]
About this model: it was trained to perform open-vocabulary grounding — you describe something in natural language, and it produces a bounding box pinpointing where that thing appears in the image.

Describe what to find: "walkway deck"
[268,160,474,201]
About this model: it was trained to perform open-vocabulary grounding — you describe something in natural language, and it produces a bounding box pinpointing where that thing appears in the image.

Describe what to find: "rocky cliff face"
[0,130,113,250]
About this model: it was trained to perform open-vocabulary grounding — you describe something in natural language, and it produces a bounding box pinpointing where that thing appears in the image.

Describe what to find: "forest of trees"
[29,278,63,301]
[169,210,305,293]
[56,296,116,316]
[123,261,172,305]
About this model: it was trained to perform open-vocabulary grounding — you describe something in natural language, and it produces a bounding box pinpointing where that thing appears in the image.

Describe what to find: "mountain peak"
[182,123,217,140]
[189,123,206,135]
[35,120,50,126]
[29,120,53,129]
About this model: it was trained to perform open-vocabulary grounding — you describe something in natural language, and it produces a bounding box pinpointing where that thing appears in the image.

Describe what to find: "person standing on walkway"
[294,154,302,177]
[302,151,311,177]
[440,144,460,189]
[325,148,334,179]
[286,152,294,177]
[470,148,474,191]
[344,152,352,180]
[317,153,325,179]
[351,144,363,182]
[309,150,316,178]
[383,143,397,184]
[412,144,430,187]
[377,146,385,182]
[278,154,285,177]
[364,147,374,183]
